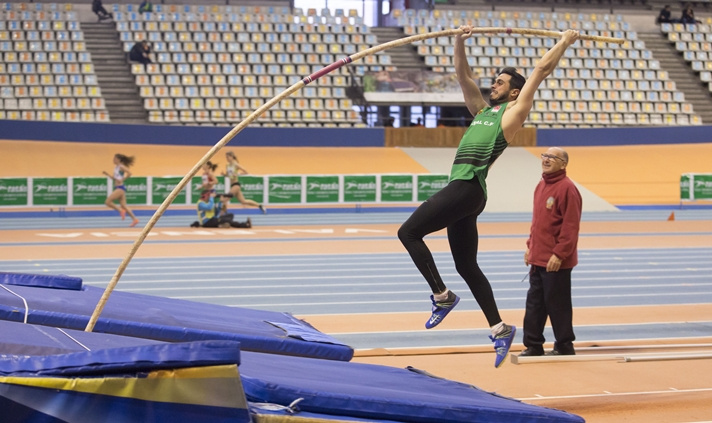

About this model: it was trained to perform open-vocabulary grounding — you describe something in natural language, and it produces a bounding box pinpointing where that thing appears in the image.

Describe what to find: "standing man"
[398,27,580,368]
[520,147,582,356]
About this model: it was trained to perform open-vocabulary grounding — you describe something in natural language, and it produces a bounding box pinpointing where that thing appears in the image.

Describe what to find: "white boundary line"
[512,350,712,364]
[518,387,712,401]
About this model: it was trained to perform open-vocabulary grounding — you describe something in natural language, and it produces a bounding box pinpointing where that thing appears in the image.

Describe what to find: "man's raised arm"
[454,25,487,116]
[505,30,580,132]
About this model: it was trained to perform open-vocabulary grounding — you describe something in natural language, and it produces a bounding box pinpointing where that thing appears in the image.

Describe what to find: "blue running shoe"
[425,291,460,329]
[490,324,516,368]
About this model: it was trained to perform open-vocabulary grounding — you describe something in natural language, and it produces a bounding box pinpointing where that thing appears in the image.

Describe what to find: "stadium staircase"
[638,30,712,124]
[369,27,430,71]
[82,21,147,124]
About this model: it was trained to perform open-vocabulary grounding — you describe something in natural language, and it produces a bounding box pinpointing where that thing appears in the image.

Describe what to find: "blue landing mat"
[0,272,352,361]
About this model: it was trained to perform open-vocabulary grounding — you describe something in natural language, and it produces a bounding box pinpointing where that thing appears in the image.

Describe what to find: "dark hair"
[115,154,135,167]
[205,161,218,171]
[498,67,526,91]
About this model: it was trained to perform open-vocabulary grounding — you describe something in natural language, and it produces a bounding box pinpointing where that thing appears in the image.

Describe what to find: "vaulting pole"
[85,27,624,331]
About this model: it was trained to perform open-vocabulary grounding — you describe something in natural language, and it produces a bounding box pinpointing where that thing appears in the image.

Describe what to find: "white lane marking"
[519,387,712,401]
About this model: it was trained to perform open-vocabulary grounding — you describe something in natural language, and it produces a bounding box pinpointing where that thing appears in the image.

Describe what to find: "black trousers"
[93,5,111,18]
[202,214,250,228]
[398,178,502,327]
[130,54,151,65]
[523,265,575,352]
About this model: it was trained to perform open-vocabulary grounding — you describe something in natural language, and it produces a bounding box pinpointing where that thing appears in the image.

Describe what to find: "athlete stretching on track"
[398,26,580,367]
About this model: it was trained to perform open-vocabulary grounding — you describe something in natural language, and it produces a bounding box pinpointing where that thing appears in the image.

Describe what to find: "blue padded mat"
[239,351,585,423]
[0,339,241,377]
[0,321,250,423]
[0,272,352,361]
[0,320,583,423]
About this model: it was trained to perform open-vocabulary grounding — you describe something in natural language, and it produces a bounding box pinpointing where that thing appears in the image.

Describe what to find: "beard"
[489,90,509,106]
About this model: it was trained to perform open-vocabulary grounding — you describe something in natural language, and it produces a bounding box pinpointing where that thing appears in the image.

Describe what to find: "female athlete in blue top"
[103,153,139,227]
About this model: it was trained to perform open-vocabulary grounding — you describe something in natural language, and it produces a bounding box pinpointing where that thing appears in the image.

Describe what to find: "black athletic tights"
[398,178,503,327]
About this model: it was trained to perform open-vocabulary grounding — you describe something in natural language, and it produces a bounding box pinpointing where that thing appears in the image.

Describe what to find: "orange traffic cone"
[667,212,675,221]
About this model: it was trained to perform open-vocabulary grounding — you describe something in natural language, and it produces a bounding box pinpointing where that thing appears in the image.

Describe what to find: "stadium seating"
[0,2,109,122]
[0,3,705,127]
[661,21,712,98]
[117,5,383,127]
[397,8,701,127]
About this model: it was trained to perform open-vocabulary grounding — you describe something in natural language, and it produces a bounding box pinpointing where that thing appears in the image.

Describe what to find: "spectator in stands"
[398,26,580,368]
[519,147,582,357]
[681,4,701,24]
[129,40,152,65]
[223,151,266,214]
[191,190,252,228]
[92,0,113,21]
[103,153,139,227]
[656,5,674,24]
[139,0,153,14]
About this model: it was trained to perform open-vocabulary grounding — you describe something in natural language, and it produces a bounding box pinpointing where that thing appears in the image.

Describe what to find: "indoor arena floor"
[2,139,712,422]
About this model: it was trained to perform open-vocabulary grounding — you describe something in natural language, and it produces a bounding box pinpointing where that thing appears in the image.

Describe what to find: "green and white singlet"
[449,102,509,199]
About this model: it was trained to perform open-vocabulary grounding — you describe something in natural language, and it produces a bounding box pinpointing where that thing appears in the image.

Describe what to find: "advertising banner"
[0,174,452,208]
[681,173,712,201]
[152,177,186,205]
[124,176,149,205]
[189,177,229,203]
[238,176,265,204]
[693,174,712,200]
[381,175,414,202]
[32,178,68,206]
[680,174,691,201]
[73,177,110,206]
[343,175,377,202]
[417,174,448,201]
[268,176,302,204]
[306,176,340,203]
[0,178,29,206]
[190,176,203,203]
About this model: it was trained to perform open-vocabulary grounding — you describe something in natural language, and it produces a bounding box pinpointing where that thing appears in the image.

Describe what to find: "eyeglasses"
[541,153,566,162]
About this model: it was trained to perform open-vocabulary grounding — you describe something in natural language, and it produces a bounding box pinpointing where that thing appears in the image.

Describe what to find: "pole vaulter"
[85,27,624,332]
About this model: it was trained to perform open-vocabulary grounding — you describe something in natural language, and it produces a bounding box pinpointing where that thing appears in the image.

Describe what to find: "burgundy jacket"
[526,169,582,269]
